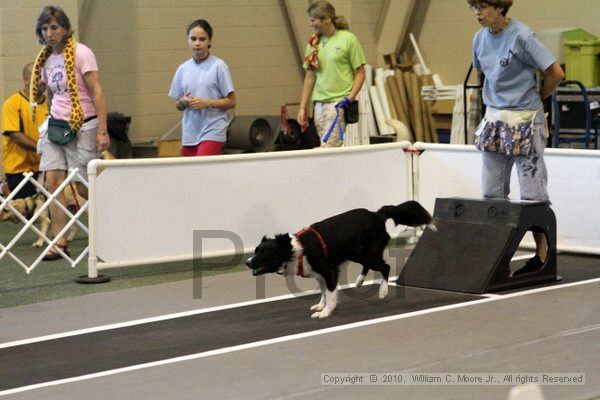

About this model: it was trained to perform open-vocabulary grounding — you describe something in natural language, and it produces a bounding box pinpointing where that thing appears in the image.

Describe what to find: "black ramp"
[0,286,481,392]
[397,197,559,293]
[400,219,513,292]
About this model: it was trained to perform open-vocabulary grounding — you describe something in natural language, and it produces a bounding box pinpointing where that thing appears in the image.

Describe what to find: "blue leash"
[322,105,344,143]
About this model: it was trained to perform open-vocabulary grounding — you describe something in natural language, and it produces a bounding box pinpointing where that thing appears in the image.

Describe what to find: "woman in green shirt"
[297,1,366,147]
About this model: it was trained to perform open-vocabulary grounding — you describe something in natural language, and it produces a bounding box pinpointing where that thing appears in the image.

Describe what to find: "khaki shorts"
[314,102,346,148]
[38,119,100,182]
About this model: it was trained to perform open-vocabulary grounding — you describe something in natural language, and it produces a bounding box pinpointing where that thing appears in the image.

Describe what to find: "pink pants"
[181,140,224,156]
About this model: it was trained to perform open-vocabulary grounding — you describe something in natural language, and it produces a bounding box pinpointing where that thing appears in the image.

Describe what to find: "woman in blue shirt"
[468,0,564,275]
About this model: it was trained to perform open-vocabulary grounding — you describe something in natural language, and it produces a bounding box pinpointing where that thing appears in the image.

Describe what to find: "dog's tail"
[376,201,437,231]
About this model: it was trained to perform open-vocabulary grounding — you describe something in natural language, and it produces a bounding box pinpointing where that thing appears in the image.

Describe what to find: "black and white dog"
[245,201,435,319]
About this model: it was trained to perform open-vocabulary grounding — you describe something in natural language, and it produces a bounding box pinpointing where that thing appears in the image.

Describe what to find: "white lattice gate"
[0,168,89,273]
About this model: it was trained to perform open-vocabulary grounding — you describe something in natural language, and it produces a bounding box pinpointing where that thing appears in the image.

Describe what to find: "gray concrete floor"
[1,253,599,400]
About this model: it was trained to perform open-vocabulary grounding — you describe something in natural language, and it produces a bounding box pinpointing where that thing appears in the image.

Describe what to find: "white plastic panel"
[92,143,412,265]
[415,143,600,254]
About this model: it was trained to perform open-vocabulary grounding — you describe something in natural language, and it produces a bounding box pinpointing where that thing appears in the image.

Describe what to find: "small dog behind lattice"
[0,177,83,247]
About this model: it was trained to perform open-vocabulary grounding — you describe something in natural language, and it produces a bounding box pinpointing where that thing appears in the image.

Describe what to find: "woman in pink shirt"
[32,5,110,260]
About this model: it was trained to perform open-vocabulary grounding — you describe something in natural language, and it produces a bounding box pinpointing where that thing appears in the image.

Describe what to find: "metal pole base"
[74,275,111,284]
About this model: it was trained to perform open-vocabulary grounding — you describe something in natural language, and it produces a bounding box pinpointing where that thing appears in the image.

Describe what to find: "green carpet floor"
[0,220,244,309]
[1,218,411,309]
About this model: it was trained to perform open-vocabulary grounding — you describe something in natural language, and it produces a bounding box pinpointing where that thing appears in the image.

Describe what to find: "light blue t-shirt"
[169,56,235,145]
[472,19,556,110]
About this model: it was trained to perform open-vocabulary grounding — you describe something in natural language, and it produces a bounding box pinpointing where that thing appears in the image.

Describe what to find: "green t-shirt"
[304,29,366,103]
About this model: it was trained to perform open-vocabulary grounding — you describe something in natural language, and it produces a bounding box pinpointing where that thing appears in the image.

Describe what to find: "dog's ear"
[274,233,291,246]
[0,210,10,221]
[261,235,268,243]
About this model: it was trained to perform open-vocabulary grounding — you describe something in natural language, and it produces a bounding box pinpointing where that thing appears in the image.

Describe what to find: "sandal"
[43,244,71,261]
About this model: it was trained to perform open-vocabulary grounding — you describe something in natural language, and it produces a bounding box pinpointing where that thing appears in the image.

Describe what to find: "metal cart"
[551,80,600,149]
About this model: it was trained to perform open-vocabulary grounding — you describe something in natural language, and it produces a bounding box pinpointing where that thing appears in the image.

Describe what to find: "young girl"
[169,19,236,156]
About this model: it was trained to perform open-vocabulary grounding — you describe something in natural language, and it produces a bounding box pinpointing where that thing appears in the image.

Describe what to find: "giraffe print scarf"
[30,36,84,133]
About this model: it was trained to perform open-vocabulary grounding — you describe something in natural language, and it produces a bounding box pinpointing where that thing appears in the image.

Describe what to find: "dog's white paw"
[31,240,43,248]
[311,309,332,319]
[355,274,365,288]
[379,281,388,300]
[310,303,325,311]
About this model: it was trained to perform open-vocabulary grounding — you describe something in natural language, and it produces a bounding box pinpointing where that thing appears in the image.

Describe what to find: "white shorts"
[38,118,100,182]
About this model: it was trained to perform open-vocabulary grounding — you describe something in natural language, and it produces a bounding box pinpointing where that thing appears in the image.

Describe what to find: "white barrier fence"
[414,143,600,255]
[3,142,599,278]
[0,168,89,272]
[87,142,414,278]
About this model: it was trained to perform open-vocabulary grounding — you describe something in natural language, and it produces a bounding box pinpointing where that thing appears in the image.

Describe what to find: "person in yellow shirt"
[1,62,48,199]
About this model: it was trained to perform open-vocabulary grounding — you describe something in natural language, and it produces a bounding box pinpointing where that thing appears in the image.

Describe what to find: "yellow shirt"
[1,92,48,174]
